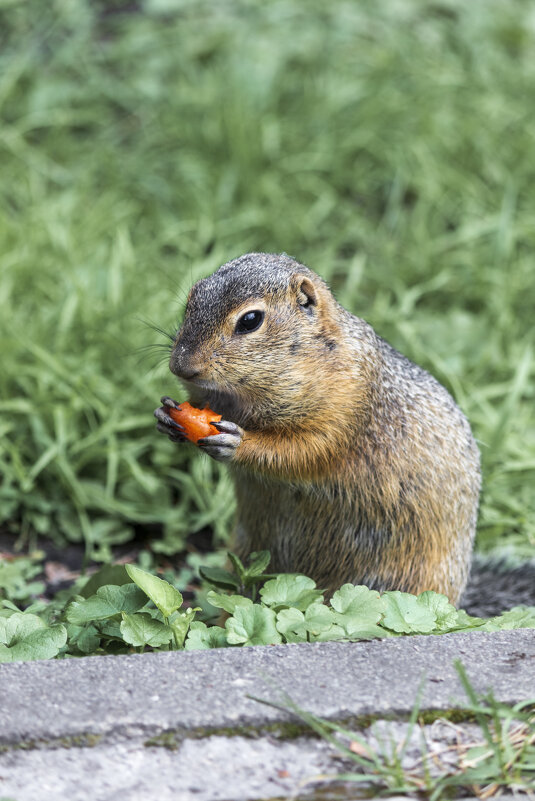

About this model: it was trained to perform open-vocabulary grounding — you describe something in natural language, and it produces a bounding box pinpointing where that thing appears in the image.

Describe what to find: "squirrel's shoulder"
[341,309,468,418]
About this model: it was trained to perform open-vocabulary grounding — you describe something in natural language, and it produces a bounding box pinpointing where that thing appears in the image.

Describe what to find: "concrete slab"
[0,735,338,801]
[0,705,530,801]
[2,729,516,801]
[0,629,534,748]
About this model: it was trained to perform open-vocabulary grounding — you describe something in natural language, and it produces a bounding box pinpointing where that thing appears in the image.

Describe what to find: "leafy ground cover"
[1,550,534,662]
[0,1,534,567]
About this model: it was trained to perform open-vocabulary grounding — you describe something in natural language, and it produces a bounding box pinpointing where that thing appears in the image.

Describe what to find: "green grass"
[260,661,535,799]
[0,0,534,559]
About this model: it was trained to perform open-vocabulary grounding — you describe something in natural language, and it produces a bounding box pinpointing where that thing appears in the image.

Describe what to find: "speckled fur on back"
[171,252,481,605]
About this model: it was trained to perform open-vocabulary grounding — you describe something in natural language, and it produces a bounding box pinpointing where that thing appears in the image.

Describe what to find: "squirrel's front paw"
[154,399,186,443]
[198,420,244,463]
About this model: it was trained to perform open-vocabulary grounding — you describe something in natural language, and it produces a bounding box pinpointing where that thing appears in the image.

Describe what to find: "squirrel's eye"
[235,310,264,334]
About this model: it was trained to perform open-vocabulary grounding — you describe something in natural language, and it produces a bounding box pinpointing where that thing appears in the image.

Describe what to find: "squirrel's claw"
[198,420,244,463]
[212,420,244,436]
[154,405,186,442]
[154,406,185,431]
[160,396,180,409]
[156,422,186,443]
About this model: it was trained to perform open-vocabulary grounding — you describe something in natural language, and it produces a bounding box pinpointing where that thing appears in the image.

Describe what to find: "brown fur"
[169,253,481,605]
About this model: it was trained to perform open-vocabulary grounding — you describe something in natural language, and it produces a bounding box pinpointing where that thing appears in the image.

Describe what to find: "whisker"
[134,349,173,369]
[136,316,176,342]
[136,343,173,353]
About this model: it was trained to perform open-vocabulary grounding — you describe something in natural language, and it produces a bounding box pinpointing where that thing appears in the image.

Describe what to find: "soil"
[0,526,214,603]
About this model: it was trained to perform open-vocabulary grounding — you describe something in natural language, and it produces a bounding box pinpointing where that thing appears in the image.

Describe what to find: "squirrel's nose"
[169,347,201,380]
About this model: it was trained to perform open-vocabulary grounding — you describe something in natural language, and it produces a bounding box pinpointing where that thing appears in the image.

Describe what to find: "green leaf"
[304,604,346,642]
[98,619,123,640]
[185,621,228,650]
[260,575,324,611]
[76,625,101,654]
[227,552,246,582]
[480,606,535,631]
[0,614,67,662]
[125,564,183,618]
[199,566,240,591]
[78,564,131,598]
[99,584,149,613]
[65,583,148,625]
[169,608,197,648]
[65,596,114,626]
[9,626,67,663]
[0,557,45,603]
[345,623,388,640]
[330,584,385,635]
[120,613,173,648]
[206,590,253,615]
[226,605,282,646]
[417,591,460,630]
[245,550,271,577]
[276,607,308,642]
[0,612,45,645]
[382,591,437,634]
[1,600,21,613]
[449,608,486,630]
[277,604,361,643]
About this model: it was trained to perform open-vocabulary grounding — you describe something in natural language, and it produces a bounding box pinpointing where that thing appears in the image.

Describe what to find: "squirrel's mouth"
[181,378,250,425]
[178,375,219,392]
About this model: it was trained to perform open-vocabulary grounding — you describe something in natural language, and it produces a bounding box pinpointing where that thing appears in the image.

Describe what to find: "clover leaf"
[276,607,308,642]
[260,574,324,611]
[304,604,346,642]
[0,613,67,662]
[480,606,535,631]
[330,584,385,637]
[226,604,282,646]
[185,621,229,650]
[382,591,437,633]
[417,591,459,630]
[207,590,253,615]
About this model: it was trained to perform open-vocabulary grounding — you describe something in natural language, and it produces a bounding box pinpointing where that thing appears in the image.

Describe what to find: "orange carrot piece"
[166,402,222,444]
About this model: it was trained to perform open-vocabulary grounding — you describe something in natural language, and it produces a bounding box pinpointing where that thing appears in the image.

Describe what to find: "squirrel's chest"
[231,470,387,584]
[232,470,355,545]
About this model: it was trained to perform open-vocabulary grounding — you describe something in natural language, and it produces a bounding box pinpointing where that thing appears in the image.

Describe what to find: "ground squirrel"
[155,252,481,605]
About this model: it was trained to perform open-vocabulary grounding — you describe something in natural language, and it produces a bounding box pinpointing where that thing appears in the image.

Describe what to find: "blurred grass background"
[0,0,533,562]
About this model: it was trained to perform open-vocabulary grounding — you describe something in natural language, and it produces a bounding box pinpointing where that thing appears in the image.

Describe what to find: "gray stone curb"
[1,629,534,749]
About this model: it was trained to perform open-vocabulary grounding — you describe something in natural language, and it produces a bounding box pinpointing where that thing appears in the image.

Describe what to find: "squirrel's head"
[169,253,352,426]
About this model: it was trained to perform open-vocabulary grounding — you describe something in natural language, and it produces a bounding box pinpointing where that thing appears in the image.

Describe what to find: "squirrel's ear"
[296,277,317,310]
